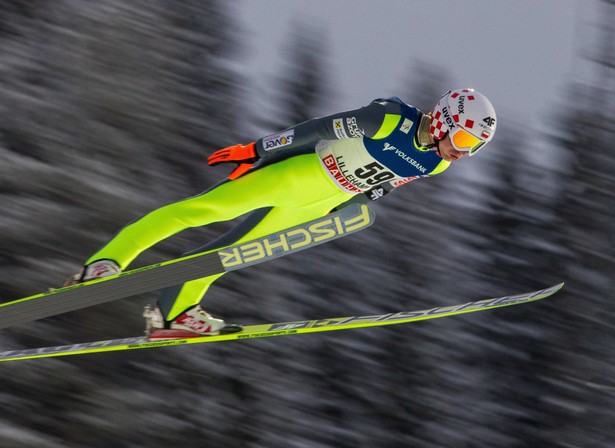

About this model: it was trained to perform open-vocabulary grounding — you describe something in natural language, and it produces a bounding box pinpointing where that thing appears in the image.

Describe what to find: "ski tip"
[540,282,565,296]
[531,282,565,300]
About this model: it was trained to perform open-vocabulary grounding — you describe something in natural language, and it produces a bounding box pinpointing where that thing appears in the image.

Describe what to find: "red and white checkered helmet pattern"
[429,88,497,155]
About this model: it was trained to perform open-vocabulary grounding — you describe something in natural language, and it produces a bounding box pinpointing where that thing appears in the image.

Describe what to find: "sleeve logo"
[263,130,295,151]
[333,119,348,139]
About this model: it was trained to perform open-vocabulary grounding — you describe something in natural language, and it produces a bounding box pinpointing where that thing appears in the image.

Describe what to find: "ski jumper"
[86,98,450,320]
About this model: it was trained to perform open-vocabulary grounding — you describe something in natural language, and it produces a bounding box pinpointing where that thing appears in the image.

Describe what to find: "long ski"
[0,204,375,329]
[0,283,564,362]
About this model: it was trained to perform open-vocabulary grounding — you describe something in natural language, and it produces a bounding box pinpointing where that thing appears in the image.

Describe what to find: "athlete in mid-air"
[68,89,497,340]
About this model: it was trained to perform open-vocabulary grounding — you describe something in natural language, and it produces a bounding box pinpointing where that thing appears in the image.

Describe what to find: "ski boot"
[65,259,121,286]
[144,304,243,340]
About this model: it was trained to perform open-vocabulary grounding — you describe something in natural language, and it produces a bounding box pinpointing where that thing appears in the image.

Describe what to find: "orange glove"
[207,142,259,180]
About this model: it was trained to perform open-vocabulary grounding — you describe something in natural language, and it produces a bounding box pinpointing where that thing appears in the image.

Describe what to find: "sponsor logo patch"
[263,130,295,151]
[321,154,363,193]
[392,176,421,187]
[400,118,413,134]
[346,117,362,137]
[333,119,348,139]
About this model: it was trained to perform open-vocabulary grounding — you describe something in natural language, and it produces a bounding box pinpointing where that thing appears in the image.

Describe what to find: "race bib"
[316,140,399,193]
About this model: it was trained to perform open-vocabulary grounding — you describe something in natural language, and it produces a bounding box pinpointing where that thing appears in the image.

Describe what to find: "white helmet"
[429,88,497,156]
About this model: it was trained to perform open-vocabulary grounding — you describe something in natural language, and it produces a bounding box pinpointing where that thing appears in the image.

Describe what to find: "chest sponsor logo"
[383,142,397,151]
[263,130,295,151]
[367,187,386,201]
[321,154,364,193]
[390,149,427,173]
[400,118,413,134]
[392,176,422,187]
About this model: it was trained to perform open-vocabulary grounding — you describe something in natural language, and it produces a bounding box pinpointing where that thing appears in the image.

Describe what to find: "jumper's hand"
[208,142,258,180]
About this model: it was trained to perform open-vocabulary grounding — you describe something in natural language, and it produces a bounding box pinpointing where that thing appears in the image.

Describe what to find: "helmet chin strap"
[434,131,449,158]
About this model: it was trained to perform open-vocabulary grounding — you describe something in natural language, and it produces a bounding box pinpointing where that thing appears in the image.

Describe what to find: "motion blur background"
[0,1,613,447]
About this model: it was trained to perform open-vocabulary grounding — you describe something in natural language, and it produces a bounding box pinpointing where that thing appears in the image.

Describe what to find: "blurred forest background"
[0,1,613,447]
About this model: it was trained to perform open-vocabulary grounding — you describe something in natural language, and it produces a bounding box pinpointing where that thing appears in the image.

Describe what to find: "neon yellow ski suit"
[86,97,449,320]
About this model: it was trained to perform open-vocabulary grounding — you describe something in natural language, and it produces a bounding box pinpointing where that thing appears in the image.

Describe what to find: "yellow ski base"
[0,283,563,363]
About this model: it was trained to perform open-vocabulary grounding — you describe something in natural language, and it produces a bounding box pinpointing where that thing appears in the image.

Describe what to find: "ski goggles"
[450,128,486,156]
